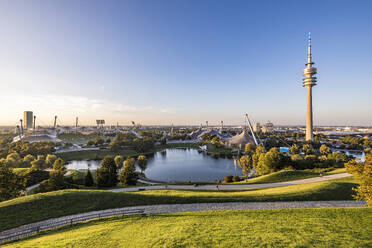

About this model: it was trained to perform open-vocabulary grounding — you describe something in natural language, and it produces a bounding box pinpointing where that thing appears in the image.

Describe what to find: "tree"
[96,156,117,187]
[52,158,66,173]
[114,155,124,169]
[0,165,25,201]
[23,154,35,167]
[119,157,137,186]
[137,155,148,173]
[84,169,94,186]
[345,152,372,206]
[87,140,94,147]
[256,148,285,175]
[302,144,314,155]
[94,138,104,146]
[45,154,58,167]
[290,144,299,155]
[48,158,67,189]
[239,155,252,176]
[5,152,22,168]
[252,144,265,169]
[319,144,331,155]
[244,143,255,155]
[30,155,46,170]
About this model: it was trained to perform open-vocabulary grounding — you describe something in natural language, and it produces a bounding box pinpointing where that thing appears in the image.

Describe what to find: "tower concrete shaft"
[302,32,317,141]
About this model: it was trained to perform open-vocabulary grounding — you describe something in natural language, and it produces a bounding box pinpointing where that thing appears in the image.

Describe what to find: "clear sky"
[0,0,371,126]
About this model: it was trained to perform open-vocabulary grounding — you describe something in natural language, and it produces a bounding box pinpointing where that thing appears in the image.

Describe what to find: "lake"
[66,148,243,182]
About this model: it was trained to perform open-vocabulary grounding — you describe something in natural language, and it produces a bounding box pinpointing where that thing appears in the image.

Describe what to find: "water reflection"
[66,148,242,182]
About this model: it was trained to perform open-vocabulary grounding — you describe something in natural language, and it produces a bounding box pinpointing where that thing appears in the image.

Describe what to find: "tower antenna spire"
[307,31,312,65]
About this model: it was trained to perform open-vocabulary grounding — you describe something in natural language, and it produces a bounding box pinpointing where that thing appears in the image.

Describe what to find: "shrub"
[233,176,241,182]
[223,175,233,183]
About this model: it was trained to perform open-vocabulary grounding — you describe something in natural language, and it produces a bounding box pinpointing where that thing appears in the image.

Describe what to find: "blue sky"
[0,0,371,126]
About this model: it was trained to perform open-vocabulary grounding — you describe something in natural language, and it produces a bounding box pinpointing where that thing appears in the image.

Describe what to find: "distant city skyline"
[0,0,371,126]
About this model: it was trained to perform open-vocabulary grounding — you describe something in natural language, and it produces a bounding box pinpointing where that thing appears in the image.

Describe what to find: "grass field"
[0,177,359,232]
[57,133,105,145]
[239,170,327,184]
[4,208,371,248]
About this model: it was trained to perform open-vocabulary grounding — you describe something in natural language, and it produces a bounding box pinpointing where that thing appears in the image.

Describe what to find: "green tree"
[87,140,94,146]
[30,155,46,170]
[84,169,94,186]
[23,154,35,167]
[5,152,22,168]
[319,144,331,155]
[290,144,299,155]
[345,152,372,206]
[114,155,124,169]
[96,156,118,187]
[137,155,148,173]
[252,144,265,169]
[244,143,255,155]
[45,154,58,167]
[119,157,137,186]
[239,155,252,176]
[0,165,25,201]
[302,144,314,155]
[52,158,66,173]
[256,148,285,175]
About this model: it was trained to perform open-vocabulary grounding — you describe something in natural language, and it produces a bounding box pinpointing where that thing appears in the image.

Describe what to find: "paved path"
[113,173,351,192]
[0,200,365,239]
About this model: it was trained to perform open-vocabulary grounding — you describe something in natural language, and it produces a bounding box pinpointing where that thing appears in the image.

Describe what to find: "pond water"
[66,148,243,182]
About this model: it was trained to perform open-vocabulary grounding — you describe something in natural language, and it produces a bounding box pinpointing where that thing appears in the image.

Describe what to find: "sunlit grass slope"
[0,177,359,232]
[4,208,372,248]
[240,170,322,184]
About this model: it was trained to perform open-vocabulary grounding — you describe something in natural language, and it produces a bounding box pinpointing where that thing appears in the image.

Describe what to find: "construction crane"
[245,114,259,146]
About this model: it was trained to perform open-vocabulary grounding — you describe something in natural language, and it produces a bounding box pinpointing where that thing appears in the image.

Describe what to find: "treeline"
[109,133,155,152]
[238,143,352,176]
[0,141,55,159]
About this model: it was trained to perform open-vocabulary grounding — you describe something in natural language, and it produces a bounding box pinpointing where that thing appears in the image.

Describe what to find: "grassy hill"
[4,208,371,248]
[241,170,324,184]
[0,177,359,232]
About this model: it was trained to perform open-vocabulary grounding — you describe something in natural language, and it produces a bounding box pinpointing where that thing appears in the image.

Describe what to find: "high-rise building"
[302,32,317,141]
[23,111,33,129]
[253,122,261,132]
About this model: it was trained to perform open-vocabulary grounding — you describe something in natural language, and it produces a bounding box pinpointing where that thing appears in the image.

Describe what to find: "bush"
[232,176,241,182]
[223,175,233,183]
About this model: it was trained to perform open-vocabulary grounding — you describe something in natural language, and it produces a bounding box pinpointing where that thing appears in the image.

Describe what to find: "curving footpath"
[0,200,365,242]
[112,173,351,192]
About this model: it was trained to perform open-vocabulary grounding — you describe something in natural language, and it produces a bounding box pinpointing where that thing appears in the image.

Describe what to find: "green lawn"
[4,208,371,248]
[57,133,104,145]
[0,177,359,232]
[239,170,326,184]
